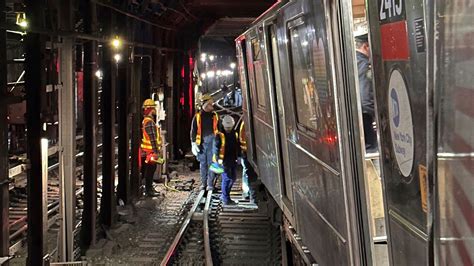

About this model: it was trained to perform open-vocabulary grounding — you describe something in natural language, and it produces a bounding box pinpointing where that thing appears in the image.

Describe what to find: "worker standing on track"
[239,121,255,203]
[212,115,240,206]
[141,99,164,197]
[190,94,219,190]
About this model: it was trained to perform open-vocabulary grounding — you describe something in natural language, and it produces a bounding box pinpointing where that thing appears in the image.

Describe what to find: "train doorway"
[351,1,389,265]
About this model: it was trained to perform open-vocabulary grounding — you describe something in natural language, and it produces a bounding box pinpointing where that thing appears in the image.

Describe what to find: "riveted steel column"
[25,0,48,263]
[0,0,9,260]
[117,18,131,204]
[130,54,141,199]
[80,0,98,251]
[100,39,117,228]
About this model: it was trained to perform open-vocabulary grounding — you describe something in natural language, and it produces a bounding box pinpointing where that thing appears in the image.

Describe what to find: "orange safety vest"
[141,116,162,153]
[239,122,247,152]
[196,111,219,145]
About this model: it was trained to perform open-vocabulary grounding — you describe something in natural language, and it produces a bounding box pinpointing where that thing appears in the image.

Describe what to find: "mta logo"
[390,88,400,127]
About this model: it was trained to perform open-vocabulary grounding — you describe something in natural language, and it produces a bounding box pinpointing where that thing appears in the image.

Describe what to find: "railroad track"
[161,179,281,265]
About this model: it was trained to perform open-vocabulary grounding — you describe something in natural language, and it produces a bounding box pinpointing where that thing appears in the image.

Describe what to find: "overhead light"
[216,70,222,76]
[114,53,122,63]
[201,53,207,58]
[200,73,206,79]
[207,71,215,78]
[16,13,28,29]
[95,70,103,79]
[111,36,122,49]
[209,55,215,61]
[200,57,206,63]
[230,62,236,69]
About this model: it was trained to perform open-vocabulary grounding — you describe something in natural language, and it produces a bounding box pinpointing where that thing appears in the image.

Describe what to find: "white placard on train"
[388,69,414,178]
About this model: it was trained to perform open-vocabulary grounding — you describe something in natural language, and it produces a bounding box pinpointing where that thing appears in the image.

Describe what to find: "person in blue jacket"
[213,115,240,206]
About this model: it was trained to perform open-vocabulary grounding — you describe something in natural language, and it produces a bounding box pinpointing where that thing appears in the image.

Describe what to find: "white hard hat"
[222,115,235,129]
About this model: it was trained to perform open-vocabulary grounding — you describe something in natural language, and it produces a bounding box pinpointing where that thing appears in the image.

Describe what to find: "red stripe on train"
[380,21,410,61]
[455,87,474,118]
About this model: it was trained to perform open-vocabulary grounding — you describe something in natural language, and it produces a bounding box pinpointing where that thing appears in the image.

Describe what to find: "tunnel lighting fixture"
[207,71,215,78]
[114,53,122,63]
[200,73,206,80]
[111,36,122,49]
[216,70,222,76]
[230,62,236,69]
[158,91,165,102]
[209,55,215,61]
[95,70,103,79]
[16,13,28,28]
[201,53,207,58]
[200,57,206,63]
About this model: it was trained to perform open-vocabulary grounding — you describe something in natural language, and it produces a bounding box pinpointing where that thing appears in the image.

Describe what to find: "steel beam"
[117,45,131,204]
[0,0,9,260]
[80,0,98,251]
[100,43,117,228]
[130,54,141,199]
[25,0,48,263]
[58,0,76,261]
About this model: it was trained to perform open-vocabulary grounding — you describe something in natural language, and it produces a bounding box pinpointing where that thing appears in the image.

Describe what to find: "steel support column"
[130,55,141,199]
[117,46,131,204]
[0,0,10,260]
[58,0,76,261]
[80,0,98,251]
[25,0,48,263]
[100,44,116,227]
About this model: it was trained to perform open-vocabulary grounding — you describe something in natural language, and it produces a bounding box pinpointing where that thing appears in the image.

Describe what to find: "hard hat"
[200,94,212,103]
[222,115,235,129]
[143,99,155,109]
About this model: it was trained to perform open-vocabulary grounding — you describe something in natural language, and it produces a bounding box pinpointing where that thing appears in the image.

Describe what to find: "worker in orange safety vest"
[141,99,163,197]
[190,94,219,190]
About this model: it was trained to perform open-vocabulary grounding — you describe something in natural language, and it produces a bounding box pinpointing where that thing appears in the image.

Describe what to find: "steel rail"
[161,190,205,266]
[203,190,214,266]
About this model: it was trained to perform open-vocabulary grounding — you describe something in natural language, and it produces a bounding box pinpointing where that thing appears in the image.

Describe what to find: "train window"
[251,38,267,109]
[288,19,333,135]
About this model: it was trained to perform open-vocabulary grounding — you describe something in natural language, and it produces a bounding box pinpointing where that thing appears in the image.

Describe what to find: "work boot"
[146,189,160,197]
[206,186,214,191]
[223,200,238,206]
[199,185,206,190]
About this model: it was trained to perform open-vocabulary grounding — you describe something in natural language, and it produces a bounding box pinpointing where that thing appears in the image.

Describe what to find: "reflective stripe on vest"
[215,132,239,162]
[196,111,219,145]
[239,122,247,152]
[141,117,161,152]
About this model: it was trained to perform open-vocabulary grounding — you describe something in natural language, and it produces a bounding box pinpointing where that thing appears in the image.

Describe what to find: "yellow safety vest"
[141,116,162,153]
[239,122,247,152]
[213,132,238,163]
[196,111,219,145]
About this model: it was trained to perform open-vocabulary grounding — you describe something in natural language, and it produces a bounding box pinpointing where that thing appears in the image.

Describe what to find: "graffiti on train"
[388,68,414,180]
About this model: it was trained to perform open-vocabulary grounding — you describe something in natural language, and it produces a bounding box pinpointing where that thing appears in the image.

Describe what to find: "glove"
[145,153,164,164]
[191,142,200,156]
[218,159,223,165]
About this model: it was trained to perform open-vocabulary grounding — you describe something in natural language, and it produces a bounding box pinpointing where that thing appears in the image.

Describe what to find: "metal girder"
[25,0,49,263]
[100,41,117,228]
[0,0,9,261]
[58,0,76,261]
[130,54,141,200]
[80,0,98,252]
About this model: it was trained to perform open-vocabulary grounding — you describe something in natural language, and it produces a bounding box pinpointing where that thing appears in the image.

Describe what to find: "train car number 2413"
[379,0,404,21]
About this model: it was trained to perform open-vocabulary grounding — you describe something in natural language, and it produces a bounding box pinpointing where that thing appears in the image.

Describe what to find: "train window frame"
[250,36,268,112]
[286,16,318,137]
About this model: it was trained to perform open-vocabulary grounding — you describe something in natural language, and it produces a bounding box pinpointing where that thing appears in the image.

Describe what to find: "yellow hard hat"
[200,94,212,102]
[143,99,155,109]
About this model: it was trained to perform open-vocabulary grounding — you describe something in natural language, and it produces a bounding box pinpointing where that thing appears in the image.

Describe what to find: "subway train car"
[236,0,473,265]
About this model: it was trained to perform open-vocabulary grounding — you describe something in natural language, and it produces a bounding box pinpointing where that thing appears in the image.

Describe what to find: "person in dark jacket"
[355,33,378,153]
[213,115,240,206]
[190,94,219,190]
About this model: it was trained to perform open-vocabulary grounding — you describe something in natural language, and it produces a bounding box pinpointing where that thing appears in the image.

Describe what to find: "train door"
[236,37,258,169]
[366,0,432,264]
[264,21,294,218]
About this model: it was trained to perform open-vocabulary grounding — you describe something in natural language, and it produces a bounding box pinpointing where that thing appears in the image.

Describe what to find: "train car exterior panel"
[244,27,284,203]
